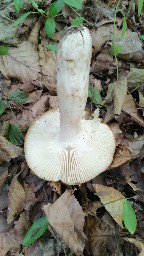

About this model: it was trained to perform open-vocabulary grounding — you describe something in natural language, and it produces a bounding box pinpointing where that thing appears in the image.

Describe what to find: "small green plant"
[123,199,137,234]
[0,45,9,55]
[22,216,49,246]
[0,90,29,145]
[88,86,102,105]
[13,0,84,41]
[111,0,143,80]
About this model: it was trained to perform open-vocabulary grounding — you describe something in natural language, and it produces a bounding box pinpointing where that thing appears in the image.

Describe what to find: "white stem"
[57,26,92,141]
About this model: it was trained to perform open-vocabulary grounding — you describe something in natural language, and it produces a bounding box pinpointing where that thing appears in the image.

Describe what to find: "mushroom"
[24,26,116,185]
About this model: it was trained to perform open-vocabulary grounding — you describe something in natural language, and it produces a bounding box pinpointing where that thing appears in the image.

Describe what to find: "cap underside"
[25,109,115,185]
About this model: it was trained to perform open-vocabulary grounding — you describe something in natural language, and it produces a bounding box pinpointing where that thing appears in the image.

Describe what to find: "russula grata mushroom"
[24,26,116,185]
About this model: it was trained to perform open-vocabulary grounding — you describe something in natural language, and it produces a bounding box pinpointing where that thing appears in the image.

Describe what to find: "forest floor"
[0,0,144,255]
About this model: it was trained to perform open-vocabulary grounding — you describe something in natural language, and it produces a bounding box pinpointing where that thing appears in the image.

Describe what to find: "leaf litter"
[0,0,144,255]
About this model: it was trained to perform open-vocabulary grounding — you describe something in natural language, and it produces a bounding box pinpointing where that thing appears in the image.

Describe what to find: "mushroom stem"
[57,26,92,141]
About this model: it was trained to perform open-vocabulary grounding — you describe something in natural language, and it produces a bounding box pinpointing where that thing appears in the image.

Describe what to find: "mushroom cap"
[24,109,116,185]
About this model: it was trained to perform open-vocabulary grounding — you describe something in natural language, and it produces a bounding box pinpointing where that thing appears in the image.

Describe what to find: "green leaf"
[88,87,92,98]
[123,199,137,235]
[138,0,143,16]
[31,0,45,14]
[14,0,22,13]
[88,87,102,105]
[0,100,7,115]
[71,17,84,26]
[121,17,127,38]
[111,43,122,56]
[8,124,24,145]
[49,0,64,17]
[12,12,32,26]
[63,0,82,9]
[8,90,29,104]
[45,18,55,38]
[22,217,49,246]
[140,34,144,41]
[0,46,9,55]
[93,87,102,105]
[46,44,58,51]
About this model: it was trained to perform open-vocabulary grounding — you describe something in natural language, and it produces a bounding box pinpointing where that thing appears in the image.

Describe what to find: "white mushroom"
[24,26,116,185]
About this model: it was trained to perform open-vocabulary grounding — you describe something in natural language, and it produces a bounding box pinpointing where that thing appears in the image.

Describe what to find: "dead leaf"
[39,45,57,94]
[103,78,127,116]
[7,175,25,223]
[43,190,85,255]
[48,95,59,108]
[109,123,123,146]
[14,212,30,242]
[91,25,113,53]
[124,238,144,256]
[0,229,20,255]
[0,135,22,163]
[0,41,41,85]
[122,94,144,127]
[127,68,144,87]
[28,20,41,47]
[111,139,132,168]
[29,95,49,121]
[85,215,115,256]
[139,92,144,108]
[0,166,8,189]
[93,184,124,227]
[129,135,144,158]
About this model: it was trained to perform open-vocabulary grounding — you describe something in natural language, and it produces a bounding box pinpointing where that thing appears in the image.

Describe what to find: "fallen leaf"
[85,215,115,256]
[127,68,144,87]
[43,190,85,255]
[139,92,144,108]
[111,139,132,168]
[0,135,22,163]
[122,94,144,127]
[0,229,20,255]
[29,95,49,121]
[129,135,144,158]
[109,123,123,146]
[0,166,8,189]
[103,77,127,116]
[39,45,57,94]
[7,174,25,223]
[93,184,124,227]
[14,212,30,242]
[0,41,41,85]
[124,238,144,256]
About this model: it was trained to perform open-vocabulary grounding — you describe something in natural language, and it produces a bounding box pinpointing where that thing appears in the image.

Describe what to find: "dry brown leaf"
[48,95,59,108]
[0,135,22,163]
[85,215,114,256]
[139,92,144,108]
[43,190,85,255]
[0,229,20,256]
[124,238,144,256]
[7,175,25,223]
[111,139,132,168]
[39,45,57,94]
[127,68,144,87]
[91,25,113,53]
[29,95,49,121]
[14,212,30,242]
[103,78,127,116]
[28,20,41,47]
[93,184,124,227]
[109,123,123,146]
[113,78,127,116]
[23,182,37,212]
[129,135,144,158]
[26,90,43,104]
[0,166,8,189]
[0,41,41,85]
[122,94,144,127]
